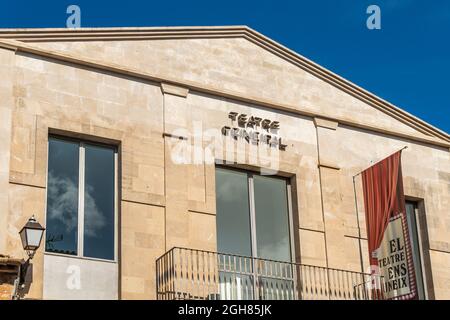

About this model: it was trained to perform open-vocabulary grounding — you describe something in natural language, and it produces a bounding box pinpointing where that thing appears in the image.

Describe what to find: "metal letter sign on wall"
[221,112,287,150]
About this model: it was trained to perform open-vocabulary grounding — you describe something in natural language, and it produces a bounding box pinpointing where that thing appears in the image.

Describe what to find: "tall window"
[405,201,426,299]
[45,136,117,261]
[215,167,294,299]
[215,167,293,262]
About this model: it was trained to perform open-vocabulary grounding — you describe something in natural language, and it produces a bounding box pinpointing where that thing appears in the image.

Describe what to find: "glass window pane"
[253,175,291,262]
[45,138,79,255]
[218,271,254,300]
[215,168,252,257]
[83,144,115,260]
[405,202,425,299]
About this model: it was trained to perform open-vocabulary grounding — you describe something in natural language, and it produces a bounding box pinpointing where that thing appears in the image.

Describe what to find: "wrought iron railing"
[156,247,384,300]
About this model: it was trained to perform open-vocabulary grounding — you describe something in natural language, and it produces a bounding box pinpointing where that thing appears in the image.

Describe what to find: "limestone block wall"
[32,37,443,146]
[2,48,167,299]
[314,121,450,299]
[0,31,448,300]
[183,91,325,267]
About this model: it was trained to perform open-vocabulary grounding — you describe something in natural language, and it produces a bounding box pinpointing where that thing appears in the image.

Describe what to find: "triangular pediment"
[0,26,448,146]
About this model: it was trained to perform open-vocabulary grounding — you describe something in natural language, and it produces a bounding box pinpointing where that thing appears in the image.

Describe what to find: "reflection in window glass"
[215,167,294,300]
[253,175,291,262]
[45,137,117,261]
[219,272,254,300]
[45,138,79,255]
[83,144,115,260]
[215,168,252,257]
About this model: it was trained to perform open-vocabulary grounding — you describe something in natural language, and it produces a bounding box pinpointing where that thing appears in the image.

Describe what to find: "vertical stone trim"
[313,117,339,131]
[161,83,191,250]
[0,48,14,254]
[314,117,361,271]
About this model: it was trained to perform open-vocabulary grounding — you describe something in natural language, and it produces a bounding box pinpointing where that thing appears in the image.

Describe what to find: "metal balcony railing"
[156,247,384,300]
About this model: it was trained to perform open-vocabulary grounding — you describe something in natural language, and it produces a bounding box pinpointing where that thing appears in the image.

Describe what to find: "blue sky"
[2,0,449,133]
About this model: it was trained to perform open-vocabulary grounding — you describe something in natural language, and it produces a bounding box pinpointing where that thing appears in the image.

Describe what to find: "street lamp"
[17,215,45,289]
[19,215,45,259]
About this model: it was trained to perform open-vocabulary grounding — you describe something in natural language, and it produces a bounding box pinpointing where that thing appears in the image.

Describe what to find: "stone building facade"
[0,26,448,300]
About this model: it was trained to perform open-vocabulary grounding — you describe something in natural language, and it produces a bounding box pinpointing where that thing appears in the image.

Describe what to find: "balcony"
[156,247,384,300]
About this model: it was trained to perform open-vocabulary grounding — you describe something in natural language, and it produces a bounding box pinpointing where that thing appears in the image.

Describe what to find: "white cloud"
[47,172,106,237]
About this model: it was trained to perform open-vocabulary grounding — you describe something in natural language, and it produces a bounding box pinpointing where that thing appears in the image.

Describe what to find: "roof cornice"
[0,25,448,143]
[0,26,250,42]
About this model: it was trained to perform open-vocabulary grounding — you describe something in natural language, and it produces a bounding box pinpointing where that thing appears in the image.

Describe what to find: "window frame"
[215,165,296,263]
[44,135,119,263]
[405,200,428,300]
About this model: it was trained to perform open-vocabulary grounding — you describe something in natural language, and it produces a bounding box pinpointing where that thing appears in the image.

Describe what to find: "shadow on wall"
[17,262,33,299]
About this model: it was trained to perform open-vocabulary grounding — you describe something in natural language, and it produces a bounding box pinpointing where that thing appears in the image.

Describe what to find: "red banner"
[361,150,417,300]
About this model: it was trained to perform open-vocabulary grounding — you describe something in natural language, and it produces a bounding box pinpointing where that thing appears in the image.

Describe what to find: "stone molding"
[161,83,189,98]
[314,117,338,130]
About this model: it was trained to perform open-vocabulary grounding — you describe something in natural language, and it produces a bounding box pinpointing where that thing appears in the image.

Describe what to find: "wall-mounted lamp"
[18,215,45,286]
